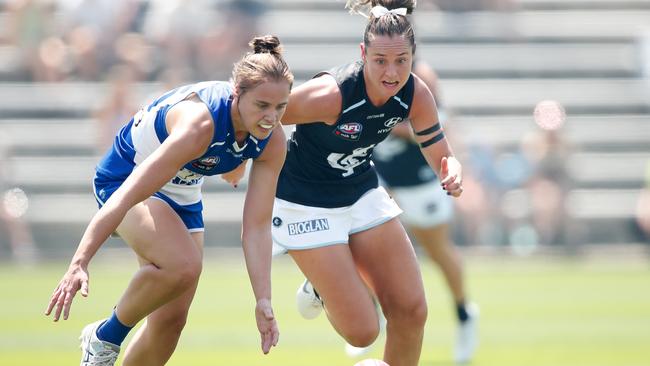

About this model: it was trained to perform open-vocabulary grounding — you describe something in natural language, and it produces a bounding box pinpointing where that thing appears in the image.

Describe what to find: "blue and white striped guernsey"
[94,81,271,212]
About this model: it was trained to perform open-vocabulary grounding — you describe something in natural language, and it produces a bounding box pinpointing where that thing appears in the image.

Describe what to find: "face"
[234,80,291,139]
[361,35,413,102]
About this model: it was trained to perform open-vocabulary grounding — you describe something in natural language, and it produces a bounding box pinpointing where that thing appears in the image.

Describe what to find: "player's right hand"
[255,298,279,354]
[45,264,89,321]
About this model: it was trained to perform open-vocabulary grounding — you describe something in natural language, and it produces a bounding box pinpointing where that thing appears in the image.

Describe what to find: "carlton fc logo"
[192,156,220,171]
[334,122,363,141]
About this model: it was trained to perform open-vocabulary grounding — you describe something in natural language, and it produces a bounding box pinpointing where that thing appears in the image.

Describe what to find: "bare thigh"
[116,198,202,272]
[349,218,426,316]
[289,244,379,342]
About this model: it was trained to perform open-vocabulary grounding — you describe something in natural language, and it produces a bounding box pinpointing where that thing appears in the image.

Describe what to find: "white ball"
[354,359,389,366]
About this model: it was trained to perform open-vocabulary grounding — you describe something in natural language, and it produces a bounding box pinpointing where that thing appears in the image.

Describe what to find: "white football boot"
[296,279,324,319]
[79,319,120,366]
[454,303,479,364]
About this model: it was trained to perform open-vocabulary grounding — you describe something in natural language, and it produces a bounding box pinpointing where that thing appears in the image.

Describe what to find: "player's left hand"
[220,160,248,188]
[440,156,463,197]
[255,298,279,354]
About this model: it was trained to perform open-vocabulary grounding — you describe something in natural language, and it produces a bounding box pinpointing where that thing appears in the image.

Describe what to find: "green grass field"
[1,249,649,366]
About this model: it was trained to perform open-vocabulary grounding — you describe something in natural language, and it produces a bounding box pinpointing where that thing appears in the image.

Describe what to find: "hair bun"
[250,35,283,55]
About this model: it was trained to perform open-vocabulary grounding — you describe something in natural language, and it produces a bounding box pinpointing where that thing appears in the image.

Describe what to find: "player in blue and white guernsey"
[45,36,292,366]
[271,2,463,366]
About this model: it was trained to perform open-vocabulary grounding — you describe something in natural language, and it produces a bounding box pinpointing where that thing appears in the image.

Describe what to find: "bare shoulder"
[283,74,342,125]
[166,94,214,137]
[408,74,439,129]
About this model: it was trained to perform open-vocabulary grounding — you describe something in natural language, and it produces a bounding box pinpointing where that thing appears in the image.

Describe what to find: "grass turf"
[1,249,649,366]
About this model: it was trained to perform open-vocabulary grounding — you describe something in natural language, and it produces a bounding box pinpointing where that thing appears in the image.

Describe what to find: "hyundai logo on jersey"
[287,218,330,235]
[334,122,363,141]
[192,156,220,171]
[384,116,402,128]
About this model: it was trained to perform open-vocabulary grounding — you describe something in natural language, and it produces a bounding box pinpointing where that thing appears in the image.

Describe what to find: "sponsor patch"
[334,122,363,141]
[287,218,330,235]
[383,116,402,128]
[272,217,283,227]
[192,156,220,171]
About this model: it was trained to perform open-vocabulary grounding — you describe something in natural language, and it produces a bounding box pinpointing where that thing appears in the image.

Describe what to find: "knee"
[160,256,202,292]
[383,294,428,328]
[173,260,202,290]
[343,322,380,348]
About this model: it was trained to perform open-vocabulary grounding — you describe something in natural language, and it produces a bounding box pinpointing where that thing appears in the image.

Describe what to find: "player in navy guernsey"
[271,2,463,366]
[45,36,292,366]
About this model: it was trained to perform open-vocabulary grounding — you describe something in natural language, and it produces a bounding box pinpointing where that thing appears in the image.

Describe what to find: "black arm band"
[414,123,441,136]
[419,132,445,148]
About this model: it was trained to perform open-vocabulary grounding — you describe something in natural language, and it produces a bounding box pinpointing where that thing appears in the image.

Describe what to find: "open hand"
[45,264,89,321]
[255,298,279,354]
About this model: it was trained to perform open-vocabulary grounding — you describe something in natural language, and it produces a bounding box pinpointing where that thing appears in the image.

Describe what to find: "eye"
[375,59,385,65]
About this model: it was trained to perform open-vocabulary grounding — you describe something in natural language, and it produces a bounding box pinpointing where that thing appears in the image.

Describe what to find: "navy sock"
[96,310,133,346]
[456,302,469,323]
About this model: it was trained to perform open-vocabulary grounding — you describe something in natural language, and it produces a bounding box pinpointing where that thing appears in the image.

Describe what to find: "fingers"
[46,279,82,321]
[80,280,89,297]
[53,290,66,321]
[441,175,463,197]
[261,330,272,354]
[440,156,449,175]
[271,325,279,347]
[260,325,279,354]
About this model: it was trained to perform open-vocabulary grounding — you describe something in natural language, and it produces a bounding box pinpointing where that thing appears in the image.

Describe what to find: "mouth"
[258,122,275,131]
[382,81,399,88]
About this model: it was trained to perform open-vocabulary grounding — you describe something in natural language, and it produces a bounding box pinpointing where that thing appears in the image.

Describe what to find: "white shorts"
[390,179,453,228]
[271,186,402,253]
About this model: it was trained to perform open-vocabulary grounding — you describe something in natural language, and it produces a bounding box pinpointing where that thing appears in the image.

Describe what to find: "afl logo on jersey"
[192,156,220,171]
[384,117,402,128]
[334,122,363,141]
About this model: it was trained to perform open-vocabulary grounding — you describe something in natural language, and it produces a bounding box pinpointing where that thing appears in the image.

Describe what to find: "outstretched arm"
[45,99,213,321]
[241,126,287,354]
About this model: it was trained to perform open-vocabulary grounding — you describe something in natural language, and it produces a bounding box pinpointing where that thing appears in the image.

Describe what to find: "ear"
[360,42,366,62]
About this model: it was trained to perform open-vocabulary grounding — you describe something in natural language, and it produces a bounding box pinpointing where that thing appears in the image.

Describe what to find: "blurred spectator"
[142,0,215,80]
[196,0,267,80]
[3,0,59,81]
[0,147,37,264]
[58,0,141,80]
[93,63,139,154]
[521,129,575,249]
[455,142,507,246]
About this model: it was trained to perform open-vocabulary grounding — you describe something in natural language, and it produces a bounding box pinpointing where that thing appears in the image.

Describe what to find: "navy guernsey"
[276,61,415,207]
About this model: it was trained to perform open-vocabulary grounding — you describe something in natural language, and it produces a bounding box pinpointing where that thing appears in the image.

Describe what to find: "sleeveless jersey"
[372,109,447,187]
[95,81,271,207]
[276,61,415,207]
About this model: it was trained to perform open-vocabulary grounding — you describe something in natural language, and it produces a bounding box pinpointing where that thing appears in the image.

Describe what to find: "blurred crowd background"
[1,0,649,264]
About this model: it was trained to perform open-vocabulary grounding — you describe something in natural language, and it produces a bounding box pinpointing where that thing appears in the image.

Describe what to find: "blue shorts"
[93,171,204,232]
